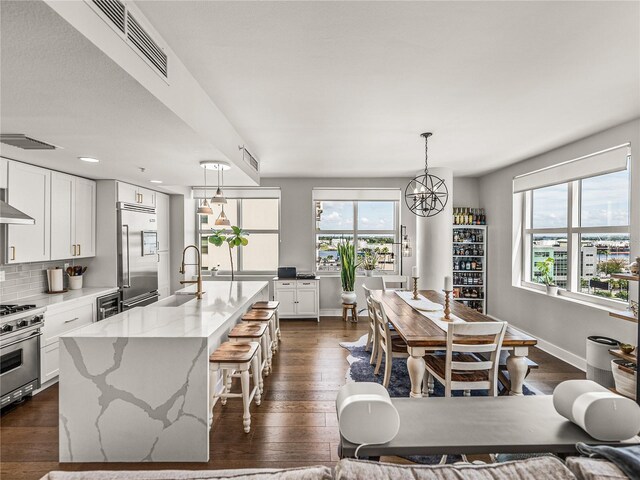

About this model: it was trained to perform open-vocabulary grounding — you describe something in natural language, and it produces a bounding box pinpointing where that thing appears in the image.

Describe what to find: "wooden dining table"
[372,289,538,398]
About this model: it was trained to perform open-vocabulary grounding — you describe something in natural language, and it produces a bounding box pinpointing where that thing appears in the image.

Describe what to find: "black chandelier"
[404,132,449,217]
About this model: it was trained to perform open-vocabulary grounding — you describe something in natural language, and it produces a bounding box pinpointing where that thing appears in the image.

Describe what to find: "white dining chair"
[381,275,409,292]
[371,296,408,388]
[424,321,507,397]
[362,286,378,365]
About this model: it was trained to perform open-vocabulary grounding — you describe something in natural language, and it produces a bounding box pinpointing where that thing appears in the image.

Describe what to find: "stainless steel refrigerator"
[117,203,159,309]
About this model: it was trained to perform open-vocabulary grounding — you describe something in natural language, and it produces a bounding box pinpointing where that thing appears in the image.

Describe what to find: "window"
[198,197,279,273]
[518,148,631,306]
[314,199,398,273]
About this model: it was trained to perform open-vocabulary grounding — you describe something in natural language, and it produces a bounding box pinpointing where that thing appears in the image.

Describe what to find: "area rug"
[339,334,536,465]
[340,334,536,397]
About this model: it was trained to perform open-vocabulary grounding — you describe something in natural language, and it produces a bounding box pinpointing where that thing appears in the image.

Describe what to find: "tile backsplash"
[0,260,85,302]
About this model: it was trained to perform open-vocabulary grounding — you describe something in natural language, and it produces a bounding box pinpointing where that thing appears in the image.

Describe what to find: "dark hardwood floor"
[0,317,583,480]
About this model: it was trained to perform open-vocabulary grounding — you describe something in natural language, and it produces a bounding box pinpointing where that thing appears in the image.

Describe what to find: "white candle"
[412,266,419,278]
[444,275,453,291]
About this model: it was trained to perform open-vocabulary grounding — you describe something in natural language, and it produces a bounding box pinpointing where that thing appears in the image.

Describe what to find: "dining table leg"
[506,347,529,396]
[407,347,427,398]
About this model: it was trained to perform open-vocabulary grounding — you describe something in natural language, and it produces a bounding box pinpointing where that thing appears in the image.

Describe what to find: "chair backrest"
[445,321,508,395]
[381,275,408,292]
[370,297,393,353]
[363,285,375,322]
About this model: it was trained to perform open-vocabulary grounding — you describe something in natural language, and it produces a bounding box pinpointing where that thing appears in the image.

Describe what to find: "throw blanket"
[576,442,640,480]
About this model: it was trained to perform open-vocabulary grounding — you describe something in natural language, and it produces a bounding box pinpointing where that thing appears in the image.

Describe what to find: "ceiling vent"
[0,134,56,150]
[126,12,168,78]
[88,0,168,78]
[92,0,125,33]
[240,146,259,173]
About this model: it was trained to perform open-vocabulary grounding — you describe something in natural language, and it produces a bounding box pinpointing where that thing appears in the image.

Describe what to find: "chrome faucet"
[179,244,204,299]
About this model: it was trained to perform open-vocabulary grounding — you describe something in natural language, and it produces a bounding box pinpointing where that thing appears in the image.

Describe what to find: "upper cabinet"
[117,181,155,207]
[6,161,51,263]
[156,192,170,252]
[50,172,96,260]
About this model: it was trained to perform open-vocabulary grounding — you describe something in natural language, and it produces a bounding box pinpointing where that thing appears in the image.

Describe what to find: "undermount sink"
[155,295,197,307]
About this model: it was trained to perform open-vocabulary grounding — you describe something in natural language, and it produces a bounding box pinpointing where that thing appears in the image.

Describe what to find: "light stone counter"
[58,281,268,463]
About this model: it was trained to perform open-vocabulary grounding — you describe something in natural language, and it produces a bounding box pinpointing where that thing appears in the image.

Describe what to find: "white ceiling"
[136,0,640,178]
[0,0,253,189]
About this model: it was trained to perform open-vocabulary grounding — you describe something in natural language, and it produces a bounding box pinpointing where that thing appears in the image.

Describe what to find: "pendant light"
[210,162,230,205]
[196,162,213,215]
[215,205,231,226]
[404,132,449,217]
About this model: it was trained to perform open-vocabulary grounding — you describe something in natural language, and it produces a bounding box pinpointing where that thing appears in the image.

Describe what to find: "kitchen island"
[58,281,268,463]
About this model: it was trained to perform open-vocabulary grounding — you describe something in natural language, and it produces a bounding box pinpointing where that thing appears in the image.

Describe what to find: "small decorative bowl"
[619,343,635,355]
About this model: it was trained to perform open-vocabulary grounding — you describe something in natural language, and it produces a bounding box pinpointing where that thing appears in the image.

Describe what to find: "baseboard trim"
[487,314,587,372]
[320,308,343,317]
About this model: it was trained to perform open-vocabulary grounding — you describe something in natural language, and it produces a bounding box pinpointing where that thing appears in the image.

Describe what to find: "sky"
[318,201,394,230]
[532,170,629,229]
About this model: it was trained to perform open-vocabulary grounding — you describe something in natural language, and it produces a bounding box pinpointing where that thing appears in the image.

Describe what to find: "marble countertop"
[21,287,119,309]
[61,281,268,339]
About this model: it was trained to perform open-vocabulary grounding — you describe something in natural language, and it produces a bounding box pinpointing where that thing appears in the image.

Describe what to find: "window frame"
[197,196,281,275]
[313,199,400,275]
[520,173,631,308]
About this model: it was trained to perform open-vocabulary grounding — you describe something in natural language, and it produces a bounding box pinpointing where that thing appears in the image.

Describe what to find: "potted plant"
[361,249,379,277]
[208,226,249,281]
[537,257,558,296]
[337,240,359,304]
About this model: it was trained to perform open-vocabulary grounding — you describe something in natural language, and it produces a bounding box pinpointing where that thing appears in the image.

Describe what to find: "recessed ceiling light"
[78,156,99,163]
[150,180,163,184]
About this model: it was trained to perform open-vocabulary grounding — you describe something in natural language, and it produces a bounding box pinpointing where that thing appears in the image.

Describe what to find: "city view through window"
[529,169,631,303]
[315,200,397,272]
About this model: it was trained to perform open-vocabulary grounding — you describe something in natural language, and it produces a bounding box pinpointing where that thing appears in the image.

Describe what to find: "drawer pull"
[10,246,16,261]
[64,317,79,324]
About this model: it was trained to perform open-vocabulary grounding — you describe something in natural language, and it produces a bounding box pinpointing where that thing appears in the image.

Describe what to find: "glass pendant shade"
[197,199,213,215]
[210,187,227,205]
[215,207,231,226]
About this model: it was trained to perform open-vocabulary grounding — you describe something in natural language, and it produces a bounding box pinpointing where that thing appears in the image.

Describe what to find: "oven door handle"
[0,331,42,350]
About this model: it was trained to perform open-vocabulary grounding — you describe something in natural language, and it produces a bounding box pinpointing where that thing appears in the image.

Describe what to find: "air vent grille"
[241,147,259,172]
[0,134,56,150]
[126,12,168,77]
[92,0,125,33]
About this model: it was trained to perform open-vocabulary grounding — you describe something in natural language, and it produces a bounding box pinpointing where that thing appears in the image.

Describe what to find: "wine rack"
[452,225,487,313]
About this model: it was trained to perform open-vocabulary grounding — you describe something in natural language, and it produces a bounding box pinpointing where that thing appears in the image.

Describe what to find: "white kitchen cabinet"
[40,297,96,386]
[51,173,96,260]
[0,157,7,189]
[117,181,156,207]
[41,342,60,385]
[156,192,170,252]
[158,250,171,299]
[74,177,96,258]
[273,278,320,321]
[6,161,50,263]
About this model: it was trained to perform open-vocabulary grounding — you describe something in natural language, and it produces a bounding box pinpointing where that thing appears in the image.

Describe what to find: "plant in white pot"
[337,240,359,304]
[361,249,379,277]
[537,257,558,296]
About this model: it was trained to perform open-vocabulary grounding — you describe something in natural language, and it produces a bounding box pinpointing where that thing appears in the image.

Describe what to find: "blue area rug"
[340,335,535,464]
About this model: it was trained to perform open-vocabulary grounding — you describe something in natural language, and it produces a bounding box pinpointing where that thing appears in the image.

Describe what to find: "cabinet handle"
[10,246,16,261]
[72,244,77,256]
[64,317,79,324]
[140,193,143,204]
[78,244,81,256]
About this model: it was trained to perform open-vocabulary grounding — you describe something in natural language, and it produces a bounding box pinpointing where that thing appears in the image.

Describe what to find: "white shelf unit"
[452,225,487,314]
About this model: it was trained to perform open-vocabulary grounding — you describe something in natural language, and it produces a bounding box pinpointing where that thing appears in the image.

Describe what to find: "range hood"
[0,199,35,224]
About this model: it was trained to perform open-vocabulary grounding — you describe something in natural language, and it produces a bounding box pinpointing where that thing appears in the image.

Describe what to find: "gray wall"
[452,177,481,207]
[478,118,640,366]
[260,176,480,311]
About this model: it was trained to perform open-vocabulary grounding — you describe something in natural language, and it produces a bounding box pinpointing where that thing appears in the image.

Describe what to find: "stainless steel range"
[0,304,45,409]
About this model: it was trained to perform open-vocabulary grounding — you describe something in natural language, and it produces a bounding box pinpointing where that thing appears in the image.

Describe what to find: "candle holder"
[412,277,419,300]
[443,290,452,320]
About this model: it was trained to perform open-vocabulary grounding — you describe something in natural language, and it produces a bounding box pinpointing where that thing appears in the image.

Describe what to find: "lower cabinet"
[40,296,99,386]
[273,279,319,321]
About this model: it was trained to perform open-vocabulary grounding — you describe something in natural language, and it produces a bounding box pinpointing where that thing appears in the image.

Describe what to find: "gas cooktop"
[0,304,38,317]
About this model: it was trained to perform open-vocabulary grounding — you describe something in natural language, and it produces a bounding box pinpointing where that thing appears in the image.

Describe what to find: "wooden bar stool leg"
[240,369,251,433]
[260,334,270,376]
[220,369,229,405]
[208,364,218,427]
[251,354,263,401]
